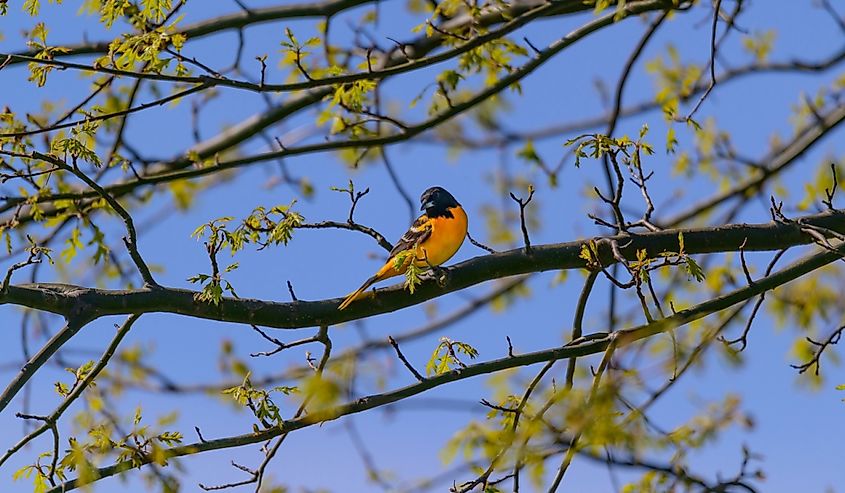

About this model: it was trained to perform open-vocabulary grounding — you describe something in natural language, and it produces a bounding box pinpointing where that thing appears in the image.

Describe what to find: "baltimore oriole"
[338,187,467,310]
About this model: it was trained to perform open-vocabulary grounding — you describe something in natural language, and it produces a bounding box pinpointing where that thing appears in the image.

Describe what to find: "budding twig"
[509,185,535,253]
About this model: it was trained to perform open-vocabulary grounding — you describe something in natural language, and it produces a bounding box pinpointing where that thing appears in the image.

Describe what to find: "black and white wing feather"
[389,215,432,258]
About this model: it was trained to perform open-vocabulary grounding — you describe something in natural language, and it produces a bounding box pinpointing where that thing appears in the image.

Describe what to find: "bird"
[338,186,467,310]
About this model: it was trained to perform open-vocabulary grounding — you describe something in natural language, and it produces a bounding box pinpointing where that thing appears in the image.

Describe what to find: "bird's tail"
[338,260,404,310]
[338,275,378,310]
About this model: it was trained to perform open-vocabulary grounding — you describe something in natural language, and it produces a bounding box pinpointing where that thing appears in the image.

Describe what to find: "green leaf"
[685,256,705,282]
[51,132,102,166]
[98,0,130,28]
[425,342,447,377]
[61,226,83,263]
[156,431,183,445]
[87,223,109,264]
[454,341,478,360]
[141,0,172,23]
[741,30,777,62]
[75,360,95,380]
[403,260,424,294]
[31,22,48,44]
[437,69,463,90]
[665,127,678,155]
[23,0,40,16]
[54,381,70,397]
[12,464,34,481]
[425,338,477,376]
[33,472,48,493]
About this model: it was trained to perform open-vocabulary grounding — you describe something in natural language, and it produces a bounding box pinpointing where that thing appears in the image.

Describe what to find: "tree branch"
[3,210,845,329]
[0,316,93,415]
[47,236,845,492]
[35,152,157,287]
[0,314,140,466]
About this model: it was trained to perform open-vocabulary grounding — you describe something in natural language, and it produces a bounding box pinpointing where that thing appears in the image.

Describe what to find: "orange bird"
[338,187,467,310]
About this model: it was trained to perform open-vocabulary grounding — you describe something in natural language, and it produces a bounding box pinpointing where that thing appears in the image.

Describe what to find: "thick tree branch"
[2,210,844,330]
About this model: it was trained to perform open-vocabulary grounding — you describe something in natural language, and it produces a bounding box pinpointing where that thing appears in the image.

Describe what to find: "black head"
[420,186,460,218]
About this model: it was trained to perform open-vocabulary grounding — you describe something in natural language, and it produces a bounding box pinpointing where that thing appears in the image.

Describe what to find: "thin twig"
[466,231,497,254]
[566,271,599,389]
[791,324,844,375]
[509,185,535,253]
[248,325,319,357]
[821,0,845,34]
[680,0,723,122]
[286,280,298,301]
[822,162,838,210]
[380,148,415,223]
[2,83,208,138]
[388,336,425,382]
[34,152,157,286]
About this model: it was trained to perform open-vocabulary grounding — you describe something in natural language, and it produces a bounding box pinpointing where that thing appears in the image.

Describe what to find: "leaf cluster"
[222,373,298,429]
[565,125,654,169]
[426,337,479,376]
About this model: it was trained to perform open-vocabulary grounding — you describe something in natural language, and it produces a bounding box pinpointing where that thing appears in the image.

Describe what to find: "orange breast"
[417,206,468,266]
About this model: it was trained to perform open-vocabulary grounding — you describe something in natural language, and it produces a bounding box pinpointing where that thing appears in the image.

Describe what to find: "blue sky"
[1,1,844,491]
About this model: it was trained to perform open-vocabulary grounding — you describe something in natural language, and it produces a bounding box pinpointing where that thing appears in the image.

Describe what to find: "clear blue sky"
[1,1,844,491]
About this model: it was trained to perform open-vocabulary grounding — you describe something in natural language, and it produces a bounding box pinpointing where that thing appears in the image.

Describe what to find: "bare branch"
[791,324,845,376]
[466,231,497,254]
[0,317,92,415]
[680,0,723,122]
[566,270,599,389]
[388,336,425,382]
[509,185,535,253]
[33,152,157,287]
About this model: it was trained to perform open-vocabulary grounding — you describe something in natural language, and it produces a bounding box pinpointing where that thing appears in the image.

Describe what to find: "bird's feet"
[429,265,451,287]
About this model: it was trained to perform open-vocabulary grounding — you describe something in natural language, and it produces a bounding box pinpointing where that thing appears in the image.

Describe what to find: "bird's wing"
[389,214,432,258]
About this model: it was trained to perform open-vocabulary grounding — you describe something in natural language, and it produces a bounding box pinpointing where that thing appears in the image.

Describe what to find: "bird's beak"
[421,200,434,211]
